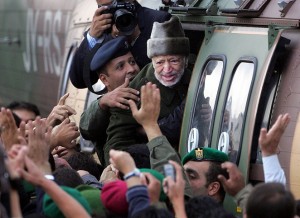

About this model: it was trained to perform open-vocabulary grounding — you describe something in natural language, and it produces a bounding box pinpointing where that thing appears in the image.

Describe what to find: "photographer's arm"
[88,6,112,48]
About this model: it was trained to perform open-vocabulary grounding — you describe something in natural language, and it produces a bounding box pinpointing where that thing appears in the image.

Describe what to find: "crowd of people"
[1,0,300,217]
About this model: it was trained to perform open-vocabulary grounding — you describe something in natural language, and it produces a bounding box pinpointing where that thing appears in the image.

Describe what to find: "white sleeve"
[262,154,286,185]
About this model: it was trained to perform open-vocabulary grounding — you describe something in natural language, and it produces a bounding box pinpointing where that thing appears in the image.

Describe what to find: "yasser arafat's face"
[152,55,186,87]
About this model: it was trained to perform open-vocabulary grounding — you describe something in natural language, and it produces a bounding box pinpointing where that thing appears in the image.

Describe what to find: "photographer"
[69,0,171,90]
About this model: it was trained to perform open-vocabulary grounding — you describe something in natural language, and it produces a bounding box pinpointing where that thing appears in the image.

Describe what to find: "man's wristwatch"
[123,168,141,180]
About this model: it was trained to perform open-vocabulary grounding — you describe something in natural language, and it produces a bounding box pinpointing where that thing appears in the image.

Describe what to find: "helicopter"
[1,0,300,215]
[167,0,300,214]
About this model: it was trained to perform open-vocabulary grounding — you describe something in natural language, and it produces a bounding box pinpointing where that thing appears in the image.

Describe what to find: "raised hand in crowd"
[27,117,52,174]
[141,172,161,204]
[6,144,28,179]
[89,5,112,38]
[217,161,245,197]
[50,118,80,150]
[163,160,187,218]
[128,82,161,141]
[99,164,118,184]
[17,120,27,145]
[4,144,28,218]
[0,107,21,151]
[129,81,193,198]
[99,78,140,110]
[259,113,290,157]
[109,149,137,177]
[20,155,91,218]
[51,145,78,160]
[46,93,76,127]
[259,113,290,185]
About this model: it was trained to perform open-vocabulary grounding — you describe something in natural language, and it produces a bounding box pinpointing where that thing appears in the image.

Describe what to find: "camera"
[100,0,137,35]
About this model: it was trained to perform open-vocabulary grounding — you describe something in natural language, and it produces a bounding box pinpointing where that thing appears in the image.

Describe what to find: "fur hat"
[147,16,190,58]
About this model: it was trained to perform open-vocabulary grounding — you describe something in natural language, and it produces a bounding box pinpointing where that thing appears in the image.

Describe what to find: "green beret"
[182,147,228,165]
[43,186,92,218]
[140,168,167,201]
[76,184,105,216]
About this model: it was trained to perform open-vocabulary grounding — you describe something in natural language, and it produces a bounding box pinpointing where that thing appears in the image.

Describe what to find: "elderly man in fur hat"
[103,16,191,165]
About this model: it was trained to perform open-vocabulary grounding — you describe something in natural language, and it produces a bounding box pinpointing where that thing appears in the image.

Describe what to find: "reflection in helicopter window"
[190,59,224,149]
[220,61,255,163]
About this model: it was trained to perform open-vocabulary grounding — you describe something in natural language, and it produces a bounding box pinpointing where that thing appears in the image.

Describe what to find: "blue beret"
[182,147,228,165]
[90,36,130,72]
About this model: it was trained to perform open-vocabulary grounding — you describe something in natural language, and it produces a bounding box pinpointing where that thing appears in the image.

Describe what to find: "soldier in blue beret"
[182,147,229,203]
[80,36,140,165]
[90,36,140,92]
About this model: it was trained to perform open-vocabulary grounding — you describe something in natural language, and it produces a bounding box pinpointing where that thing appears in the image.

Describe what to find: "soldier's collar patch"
[195,148,203,160]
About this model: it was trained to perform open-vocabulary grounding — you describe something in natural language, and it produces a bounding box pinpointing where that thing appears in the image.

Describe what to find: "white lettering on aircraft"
[23,9,71,77]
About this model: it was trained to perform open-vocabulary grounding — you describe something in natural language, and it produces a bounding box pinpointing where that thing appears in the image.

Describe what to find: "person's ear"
[99,74,109,87]
[207,181,221,196]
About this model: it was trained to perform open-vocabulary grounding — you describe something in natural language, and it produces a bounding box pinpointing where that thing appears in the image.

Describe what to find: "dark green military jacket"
[104,63,191,165]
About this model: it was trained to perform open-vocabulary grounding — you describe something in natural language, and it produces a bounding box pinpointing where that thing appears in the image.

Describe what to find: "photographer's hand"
[89,6,113,38]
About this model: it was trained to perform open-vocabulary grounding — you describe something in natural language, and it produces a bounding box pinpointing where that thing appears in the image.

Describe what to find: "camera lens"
[114,9,137,36]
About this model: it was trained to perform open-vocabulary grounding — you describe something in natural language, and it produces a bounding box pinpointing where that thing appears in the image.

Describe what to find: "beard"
[154,67,185,87]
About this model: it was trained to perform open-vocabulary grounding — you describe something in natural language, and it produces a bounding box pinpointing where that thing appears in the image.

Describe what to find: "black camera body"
[100,0,137,35]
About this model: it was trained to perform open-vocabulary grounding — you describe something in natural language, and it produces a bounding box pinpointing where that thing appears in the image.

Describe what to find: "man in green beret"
[182,147,229,203]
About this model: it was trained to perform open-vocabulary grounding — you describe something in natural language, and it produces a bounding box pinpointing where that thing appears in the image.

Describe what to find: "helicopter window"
[59,44,77,97]
[219,61,255,163]
[252,64,281,164]
[85,81,105,110]
[188,58,224,151]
